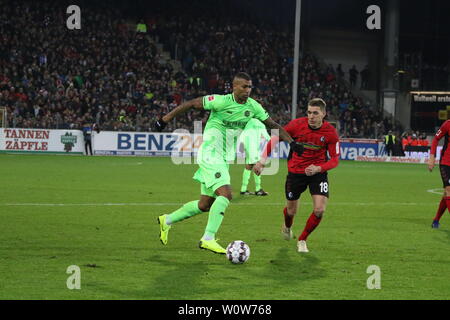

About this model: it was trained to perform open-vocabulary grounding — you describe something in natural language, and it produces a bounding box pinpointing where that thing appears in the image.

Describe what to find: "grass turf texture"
[1,154,450,300]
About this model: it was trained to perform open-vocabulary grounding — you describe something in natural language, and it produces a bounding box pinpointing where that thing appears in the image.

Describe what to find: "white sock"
[202,234,214,241]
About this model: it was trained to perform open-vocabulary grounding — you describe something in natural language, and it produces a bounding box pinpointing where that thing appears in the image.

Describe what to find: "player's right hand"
[153,118,167,132]
[289,141,304,157]
[428,156,435,172]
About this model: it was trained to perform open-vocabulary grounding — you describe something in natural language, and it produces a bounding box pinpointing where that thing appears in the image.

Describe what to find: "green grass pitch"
[1,154,450,299]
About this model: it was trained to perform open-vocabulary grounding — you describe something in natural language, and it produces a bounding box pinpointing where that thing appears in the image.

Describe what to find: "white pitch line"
[2,202,437,207]
[427,188,444,195]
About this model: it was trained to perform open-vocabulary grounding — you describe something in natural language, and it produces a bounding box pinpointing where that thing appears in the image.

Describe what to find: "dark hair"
[308,98,326,111]
[234,72,251,81]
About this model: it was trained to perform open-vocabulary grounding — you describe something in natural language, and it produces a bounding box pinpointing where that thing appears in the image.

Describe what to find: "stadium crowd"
[0,0,397,139]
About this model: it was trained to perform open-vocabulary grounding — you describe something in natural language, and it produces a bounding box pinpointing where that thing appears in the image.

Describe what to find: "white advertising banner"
[0,128,84,154]
[92,131,285,159]
[92,131,203,156]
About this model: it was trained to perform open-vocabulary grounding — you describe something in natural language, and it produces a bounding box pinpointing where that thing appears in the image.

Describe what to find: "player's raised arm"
[153,97,204,132]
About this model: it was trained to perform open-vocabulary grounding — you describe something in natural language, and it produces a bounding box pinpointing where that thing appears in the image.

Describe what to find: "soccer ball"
[226,240,250,264]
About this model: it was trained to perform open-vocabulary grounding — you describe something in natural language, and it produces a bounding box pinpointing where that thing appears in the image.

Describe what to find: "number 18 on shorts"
[285,172,329,200]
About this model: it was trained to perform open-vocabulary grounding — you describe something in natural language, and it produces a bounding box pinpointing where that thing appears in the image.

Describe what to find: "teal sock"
[254,172,262,191]
[166,200,203,225]
[203,196,230,240]
[241,169,251,192]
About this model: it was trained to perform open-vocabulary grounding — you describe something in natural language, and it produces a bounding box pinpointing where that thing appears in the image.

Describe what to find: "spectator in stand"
[136,20,147,33]
[349,65,358,88]
[384,130,395,156]
[336,64,344,79]
[410,133,420,146]
[419,133,429,146]
[402,132,412,150]
[360,65,370,90]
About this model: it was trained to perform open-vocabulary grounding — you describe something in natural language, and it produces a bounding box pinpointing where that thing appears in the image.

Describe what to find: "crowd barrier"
[0,129,442,163]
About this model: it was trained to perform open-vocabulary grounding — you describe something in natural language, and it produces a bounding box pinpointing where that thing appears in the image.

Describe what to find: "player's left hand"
[253,161,264,176]
[305,165,321,176]
[153,118,167,132]
[289,141,304,156]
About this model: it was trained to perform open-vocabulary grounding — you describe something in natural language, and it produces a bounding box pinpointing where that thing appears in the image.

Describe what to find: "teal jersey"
[242,118,271,141]
[199,93,270,163]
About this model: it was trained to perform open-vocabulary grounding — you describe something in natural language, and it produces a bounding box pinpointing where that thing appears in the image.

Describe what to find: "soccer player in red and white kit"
[428,119,450,228]
[253,98,340,253]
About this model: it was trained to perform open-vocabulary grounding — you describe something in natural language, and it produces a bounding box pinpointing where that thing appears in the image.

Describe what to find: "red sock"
[283,207,294,228]
[299,212,322,241]
[437,197,450,221]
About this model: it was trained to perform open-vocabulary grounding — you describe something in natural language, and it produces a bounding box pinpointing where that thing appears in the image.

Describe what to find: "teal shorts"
[193,162,230,197]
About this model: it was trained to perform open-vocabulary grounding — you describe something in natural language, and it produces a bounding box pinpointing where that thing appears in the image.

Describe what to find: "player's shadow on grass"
[231,193,255,203]
[105,254,217,299]
[264,247,326,286]
[148,254,217,299]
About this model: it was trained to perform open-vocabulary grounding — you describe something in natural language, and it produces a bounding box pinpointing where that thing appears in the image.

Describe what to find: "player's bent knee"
[198,203,211,212]
[215,186,233,201]
[216,193,232,201]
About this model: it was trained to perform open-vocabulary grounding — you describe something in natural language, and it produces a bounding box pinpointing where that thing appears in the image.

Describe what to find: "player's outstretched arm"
[262,118,293,143]
[263,117,304,156]
[153,97,204,131]
[253,118,303,176]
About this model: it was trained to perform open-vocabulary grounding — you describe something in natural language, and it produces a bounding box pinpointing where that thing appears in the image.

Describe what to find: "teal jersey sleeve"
[250,99,270,122]
[203,95,226,111]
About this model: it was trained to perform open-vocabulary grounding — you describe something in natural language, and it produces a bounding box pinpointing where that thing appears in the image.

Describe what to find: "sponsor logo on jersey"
[320,136,325,142]
[303,143,324,150]
[208,96,215,101]
[222,120,247,128]
[244,110,251,117]
[215,172,221,178]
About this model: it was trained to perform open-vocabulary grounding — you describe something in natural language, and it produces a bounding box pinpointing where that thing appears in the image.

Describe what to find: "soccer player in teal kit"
[153,72,303,254]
